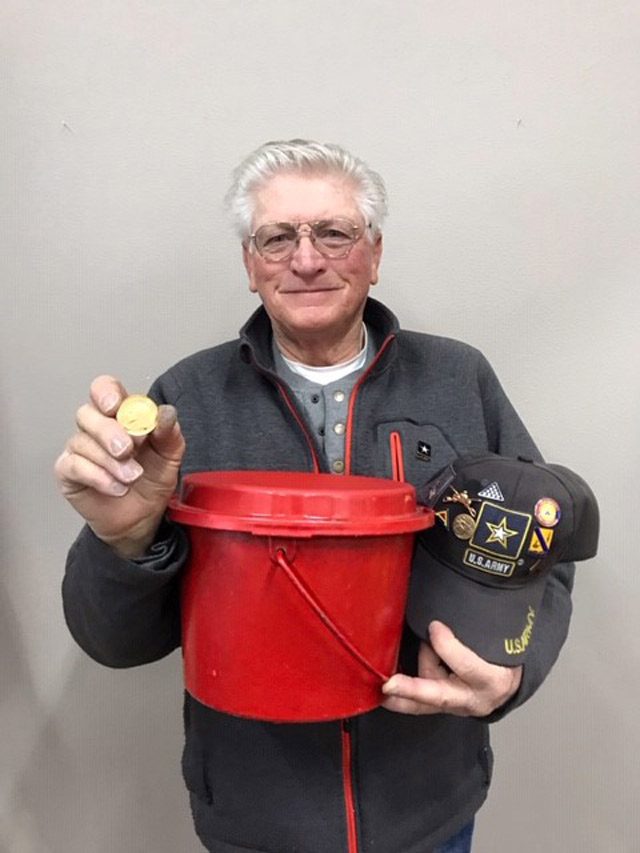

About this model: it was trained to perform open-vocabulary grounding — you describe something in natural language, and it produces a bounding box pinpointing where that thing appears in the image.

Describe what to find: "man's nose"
[289,232,327,274]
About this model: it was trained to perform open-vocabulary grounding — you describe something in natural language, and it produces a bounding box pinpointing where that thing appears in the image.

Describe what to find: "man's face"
[243,172,382,351]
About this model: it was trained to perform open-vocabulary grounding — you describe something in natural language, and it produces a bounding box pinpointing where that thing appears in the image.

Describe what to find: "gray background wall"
[2,2,638,851]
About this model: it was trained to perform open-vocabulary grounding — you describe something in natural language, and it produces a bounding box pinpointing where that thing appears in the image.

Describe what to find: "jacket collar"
[238,297,400,373]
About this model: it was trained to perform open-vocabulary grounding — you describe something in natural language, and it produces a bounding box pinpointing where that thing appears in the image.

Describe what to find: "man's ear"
[242,244,258,293]
[370,234,383,286]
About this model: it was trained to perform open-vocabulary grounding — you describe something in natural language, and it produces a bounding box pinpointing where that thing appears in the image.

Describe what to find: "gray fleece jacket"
[62,298,574,853]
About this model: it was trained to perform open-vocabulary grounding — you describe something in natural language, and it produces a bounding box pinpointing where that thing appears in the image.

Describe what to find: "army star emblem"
[485,516,519,549]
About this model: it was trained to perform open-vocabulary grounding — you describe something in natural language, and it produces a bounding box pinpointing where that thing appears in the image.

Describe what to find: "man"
[56,140,573,852]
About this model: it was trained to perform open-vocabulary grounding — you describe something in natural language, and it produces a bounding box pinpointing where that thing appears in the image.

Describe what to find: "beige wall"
[2,2,638,851]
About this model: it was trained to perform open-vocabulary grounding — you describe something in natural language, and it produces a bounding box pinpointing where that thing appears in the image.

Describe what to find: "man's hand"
[54,375,185,559]
[381,621,523,717]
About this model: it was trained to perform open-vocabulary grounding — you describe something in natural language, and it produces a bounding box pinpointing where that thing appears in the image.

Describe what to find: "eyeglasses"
[249,218,366,262]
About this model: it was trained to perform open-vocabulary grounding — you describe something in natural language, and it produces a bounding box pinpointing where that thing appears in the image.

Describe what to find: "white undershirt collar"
[279,325,369,386]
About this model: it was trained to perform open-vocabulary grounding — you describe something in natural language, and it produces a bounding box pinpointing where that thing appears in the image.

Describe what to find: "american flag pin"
[478,481,505,502]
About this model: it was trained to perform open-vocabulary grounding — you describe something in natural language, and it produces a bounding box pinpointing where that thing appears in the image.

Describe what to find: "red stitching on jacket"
[341,722,359,853]
[274,381,321,473]
[344,334,396,475]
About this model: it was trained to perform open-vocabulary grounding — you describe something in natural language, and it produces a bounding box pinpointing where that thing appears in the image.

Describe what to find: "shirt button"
[332,460,345,473]
[333,422,345,436]
[311,394,320,404]
[333,390,345,403]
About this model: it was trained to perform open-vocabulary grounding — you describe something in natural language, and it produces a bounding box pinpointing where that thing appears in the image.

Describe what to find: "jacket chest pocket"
[375,422,459,496]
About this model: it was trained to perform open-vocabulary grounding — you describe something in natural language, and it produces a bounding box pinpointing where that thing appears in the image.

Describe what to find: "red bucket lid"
[168,470,434,537]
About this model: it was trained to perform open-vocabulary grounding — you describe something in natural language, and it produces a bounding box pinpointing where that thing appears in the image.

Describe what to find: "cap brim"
[406,540,548,666]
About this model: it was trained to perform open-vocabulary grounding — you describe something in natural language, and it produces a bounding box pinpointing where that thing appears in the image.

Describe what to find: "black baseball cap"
[406,454,599,666]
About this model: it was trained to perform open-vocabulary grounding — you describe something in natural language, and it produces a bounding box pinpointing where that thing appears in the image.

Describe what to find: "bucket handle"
[273,547,389,683]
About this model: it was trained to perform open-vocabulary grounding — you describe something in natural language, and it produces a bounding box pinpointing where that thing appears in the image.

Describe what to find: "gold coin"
[452,513,476,540]
[116,395,158,436]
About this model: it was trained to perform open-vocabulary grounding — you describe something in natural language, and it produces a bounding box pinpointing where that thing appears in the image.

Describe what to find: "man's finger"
[65,431,143,485]
[417,640,449,680]
[427,621,489,687]
[381,672,472,715]
[89,375,129,415]
[55,449,130,498]
[380,695,442,716]
[75,403,134,459]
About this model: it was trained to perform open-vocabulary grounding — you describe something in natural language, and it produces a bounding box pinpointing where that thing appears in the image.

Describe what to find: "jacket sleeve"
[476,353,576,719]
[61,372,188,668]
[62,520,188,667]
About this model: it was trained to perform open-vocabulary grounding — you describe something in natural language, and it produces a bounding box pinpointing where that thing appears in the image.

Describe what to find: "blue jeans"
[432,819,474,853]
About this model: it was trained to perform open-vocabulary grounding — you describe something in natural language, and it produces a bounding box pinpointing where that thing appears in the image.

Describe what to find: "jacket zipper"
[341,720,359,853]
[344,334,395,474]
[259,335,397,853]
[339,333,396,852]
[274,379,322,473]
[341,333,396,852]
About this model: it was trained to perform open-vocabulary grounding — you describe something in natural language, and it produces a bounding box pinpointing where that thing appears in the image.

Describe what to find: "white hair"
[225,139,388,242]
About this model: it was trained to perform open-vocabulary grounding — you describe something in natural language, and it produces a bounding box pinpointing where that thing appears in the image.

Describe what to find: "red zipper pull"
[390,431,405,482]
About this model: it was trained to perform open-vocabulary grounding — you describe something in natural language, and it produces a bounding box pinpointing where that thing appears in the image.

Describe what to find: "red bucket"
[169,471,433,722]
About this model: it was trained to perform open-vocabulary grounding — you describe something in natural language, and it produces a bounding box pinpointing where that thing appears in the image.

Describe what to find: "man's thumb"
[148,405,185,462]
